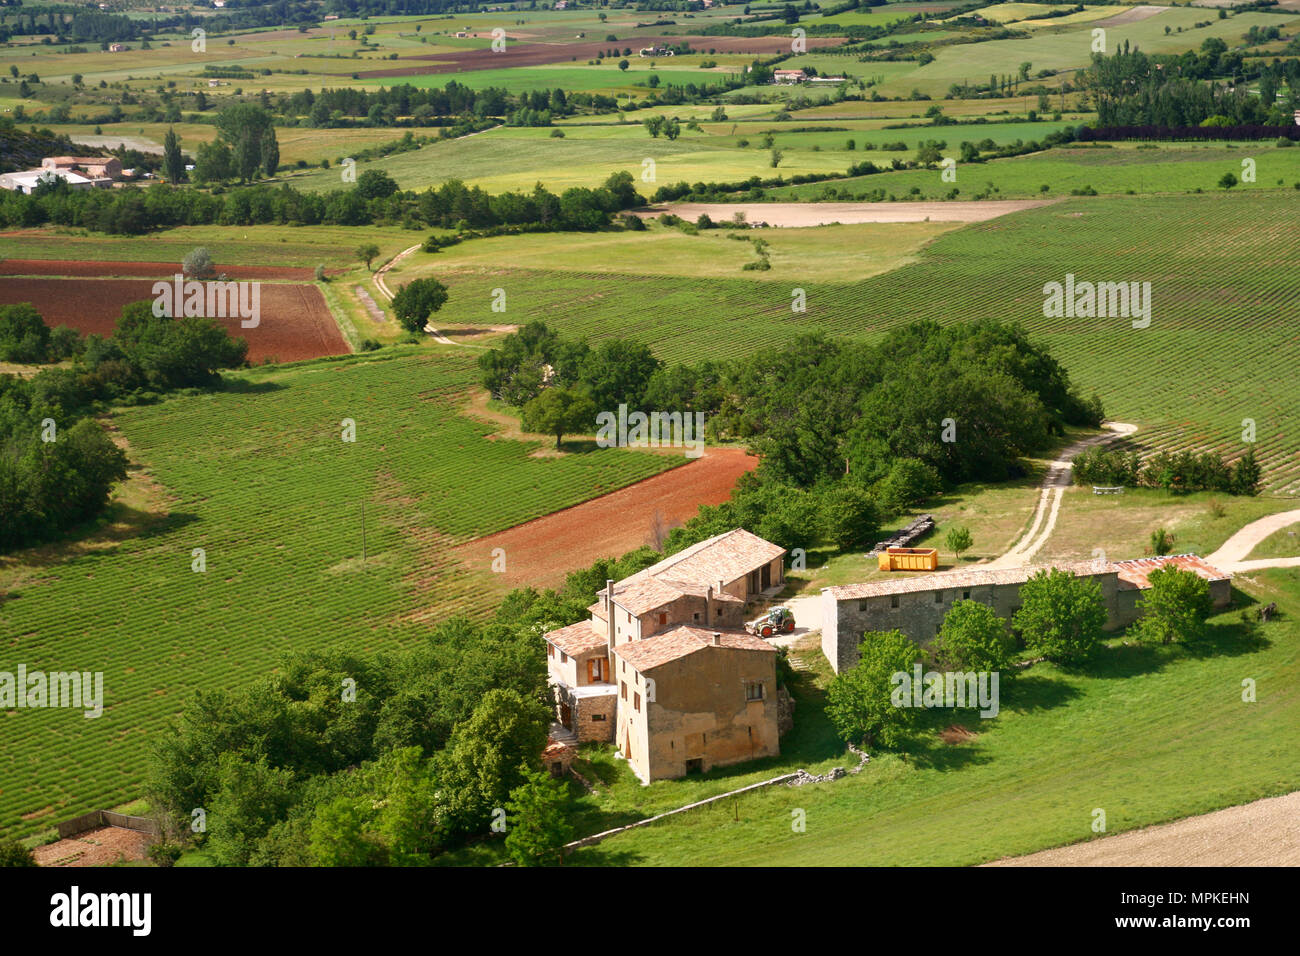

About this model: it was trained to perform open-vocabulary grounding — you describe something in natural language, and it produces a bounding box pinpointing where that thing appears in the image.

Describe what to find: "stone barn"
[821,554,1231,674]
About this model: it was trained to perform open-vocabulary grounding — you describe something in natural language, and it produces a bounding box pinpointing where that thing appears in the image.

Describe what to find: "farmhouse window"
[560,652,568,664]
[858,601,867,612]
[547,644,554,658]
[588,657,608,682]
[693,612,700,621]
[658,612,667,627]
[746,682,765,702]
[592,714,606,722]
[962,590,971,600]
[634,692,641,712]
[890,595,900,609]
[934,591,943,604]
[621,681,627,700]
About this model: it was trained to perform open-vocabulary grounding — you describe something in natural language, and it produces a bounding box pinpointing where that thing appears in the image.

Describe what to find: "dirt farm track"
[986,790,1300,866]
[0,273,349,364]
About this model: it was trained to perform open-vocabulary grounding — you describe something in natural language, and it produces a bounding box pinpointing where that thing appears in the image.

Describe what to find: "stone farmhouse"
[821,553,1231,673]
[544,528,787,782]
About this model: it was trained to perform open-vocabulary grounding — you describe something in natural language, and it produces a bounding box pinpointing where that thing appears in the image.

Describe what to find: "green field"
[399,193,1300,493]
[881,8,1300,95]
[281,122,855,193]
[566,567,1300,865]
[766,143,1300,200]
[0,348,684,838]
[0,224,420,269]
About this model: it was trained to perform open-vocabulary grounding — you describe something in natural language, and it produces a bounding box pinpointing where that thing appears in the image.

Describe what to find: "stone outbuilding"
[821,553,1232,673]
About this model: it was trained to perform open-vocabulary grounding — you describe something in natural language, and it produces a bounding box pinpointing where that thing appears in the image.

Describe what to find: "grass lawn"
[1041,488,1299,566]
[1247,522,1300,560]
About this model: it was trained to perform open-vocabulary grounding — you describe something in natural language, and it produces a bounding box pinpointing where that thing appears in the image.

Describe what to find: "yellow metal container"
[878,547,939,572]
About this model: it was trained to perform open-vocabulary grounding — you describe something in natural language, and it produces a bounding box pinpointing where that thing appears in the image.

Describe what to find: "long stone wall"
[822,570,1131,674]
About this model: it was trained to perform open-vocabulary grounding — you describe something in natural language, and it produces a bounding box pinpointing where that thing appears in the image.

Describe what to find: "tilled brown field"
[0,259,318,280]
[452,445,758,588]
[33,826,152,867]
[350,34,843,78]
[0,276,349,363]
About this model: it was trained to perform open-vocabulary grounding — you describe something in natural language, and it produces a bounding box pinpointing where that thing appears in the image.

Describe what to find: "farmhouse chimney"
[605,579,615,655]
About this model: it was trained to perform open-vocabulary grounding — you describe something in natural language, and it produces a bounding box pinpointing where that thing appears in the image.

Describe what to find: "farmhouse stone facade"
[821,553,1232,674]
[543,528,788,782]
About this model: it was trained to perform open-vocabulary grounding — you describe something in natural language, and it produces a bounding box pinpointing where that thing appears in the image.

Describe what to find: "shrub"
[183,246,215,279]
[148,842,184,867]
[0,839,36,867]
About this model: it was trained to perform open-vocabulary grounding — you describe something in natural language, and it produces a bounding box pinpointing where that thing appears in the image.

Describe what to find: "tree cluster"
[1072,445,1261,495]
[148,612,555,866]
[0,301,247,550]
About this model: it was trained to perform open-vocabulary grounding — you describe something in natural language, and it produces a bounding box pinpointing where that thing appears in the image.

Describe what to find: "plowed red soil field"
[452,446,757,588]
[0,277,348,363]
[351,34,843,78]
[0,259,316,280]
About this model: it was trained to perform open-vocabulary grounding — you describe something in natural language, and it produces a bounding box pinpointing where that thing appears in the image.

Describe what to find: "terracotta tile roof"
[544,620,607,656]
[1111,554,1230,590]
[614,625,776,672]
[599,528,785,615]
[606,575,687,616]
[825,559,1115,601]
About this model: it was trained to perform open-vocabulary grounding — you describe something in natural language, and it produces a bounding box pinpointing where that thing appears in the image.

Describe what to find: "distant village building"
[820,554,1231,674]
[2,156,122,194]
[0,169,94,194]
[639,46,675,57]
[109,43,127,52]
[544,529,787,782]
[773,68,806,84]
[42,156,121,187]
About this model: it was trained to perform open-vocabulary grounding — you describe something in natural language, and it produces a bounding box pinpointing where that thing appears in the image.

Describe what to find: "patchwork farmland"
[0,349,687,837]
[407,193,1300,492]
[1,0,1298,887]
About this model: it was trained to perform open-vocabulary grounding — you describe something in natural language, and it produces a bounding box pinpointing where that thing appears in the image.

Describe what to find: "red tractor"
[747,606,795,638]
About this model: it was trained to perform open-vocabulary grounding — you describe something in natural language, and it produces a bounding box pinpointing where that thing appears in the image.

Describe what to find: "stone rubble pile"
[786,744,871,787]
[869,514,935,555]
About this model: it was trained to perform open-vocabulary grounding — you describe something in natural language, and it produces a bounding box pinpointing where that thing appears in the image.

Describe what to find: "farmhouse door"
[761,564,771,589]
[560,702,572,729]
